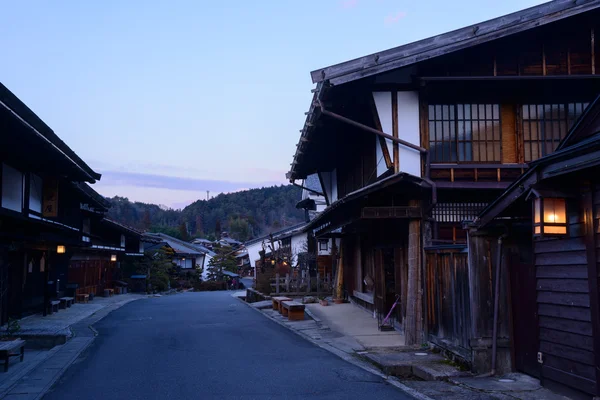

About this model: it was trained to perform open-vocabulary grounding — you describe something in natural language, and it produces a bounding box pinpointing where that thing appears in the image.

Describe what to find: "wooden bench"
[49,300,60,314]
[0,339,25,372]
[59,297,74,309]
[76,294,89,303]
[281,301,306,321]
[104,289,114,297]
[272,296,292,313]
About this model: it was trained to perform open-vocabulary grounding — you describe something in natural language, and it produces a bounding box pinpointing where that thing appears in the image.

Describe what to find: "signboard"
[42,178,59,217]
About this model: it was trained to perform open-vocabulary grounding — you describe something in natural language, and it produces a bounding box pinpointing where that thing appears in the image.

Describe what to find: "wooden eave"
[311,0,600,86]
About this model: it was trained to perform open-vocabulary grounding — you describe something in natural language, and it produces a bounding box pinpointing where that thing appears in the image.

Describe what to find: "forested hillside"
[106,185,304,242]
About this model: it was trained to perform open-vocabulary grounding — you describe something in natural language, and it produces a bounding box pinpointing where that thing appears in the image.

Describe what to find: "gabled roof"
[0,82,102,183]
[311,0,600,86]
[244,222,309,247]
[102,218,142,238]
[143,232,205,256]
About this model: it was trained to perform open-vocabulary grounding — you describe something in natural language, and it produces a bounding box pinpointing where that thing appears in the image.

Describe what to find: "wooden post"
[285,273,290,293]
[405,199,422,346]
[317,272,321,294]
[335,242,344,300]
[276,273,280,294]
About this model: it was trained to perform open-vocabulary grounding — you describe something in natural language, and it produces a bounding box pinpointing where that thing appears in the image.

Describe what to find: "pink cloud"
[340,0,358,9]
[384,11,407,25]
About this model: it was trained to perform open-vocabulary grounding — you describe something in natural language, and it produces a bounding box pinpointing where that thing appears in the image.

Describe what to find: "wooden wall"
[426,250,471,356]
[534,199,596,396]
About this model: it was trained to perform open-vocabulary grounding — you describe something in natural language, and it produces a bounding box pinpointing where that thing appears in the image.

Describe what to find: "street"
[43,292,413,400]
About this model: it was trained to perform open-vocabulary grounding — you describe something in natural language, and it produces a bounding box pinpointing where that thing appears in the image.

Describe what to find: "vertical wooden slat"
[583,188,600,395]
[567,48,572,75]
[501,104,517,163]
[542,44,547,76]
[392,91,399,173]
[592,28,596,75]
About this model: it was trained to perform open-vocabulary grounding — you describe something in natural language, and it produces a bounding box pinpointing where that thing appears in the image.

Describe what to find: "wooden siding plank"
[537,291,590,307]
[538,304,592,322]
[535,252,587,266]
[534,238,586,254]
[539,316,593,336]
[540,328,594,352]
[543,354,596,381]
[537,279,589,293]
[542,365,597,396]
[540,341,595,365]
[536,266,588,279]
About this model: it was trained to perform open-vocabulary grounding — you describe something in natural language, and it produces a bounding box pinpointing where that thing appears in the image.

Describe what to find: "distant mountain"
[106,185,304,242]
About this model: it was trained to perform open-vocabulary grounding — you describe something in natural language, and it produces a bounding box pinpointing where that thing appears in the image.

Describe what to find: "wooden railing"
[270,272,333,296]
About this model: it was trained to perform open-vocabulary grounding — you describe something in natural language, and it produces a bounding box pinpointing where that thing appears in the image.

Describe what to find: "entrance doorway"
[509,245,540,378]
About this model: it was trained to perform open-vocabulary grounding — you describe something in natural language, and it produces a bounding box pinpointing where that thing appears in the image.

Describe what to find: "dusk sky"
[0,0,545,209]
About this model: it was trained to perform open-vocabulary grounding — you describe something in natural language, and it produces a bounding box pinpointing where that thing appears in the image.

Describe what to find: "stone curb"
[1,296,144,400]
[234,296,435,400]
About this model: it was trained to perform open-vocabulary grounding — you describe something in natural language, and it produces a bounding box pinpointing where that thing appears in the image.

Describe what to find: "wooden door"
[509,251,540,378]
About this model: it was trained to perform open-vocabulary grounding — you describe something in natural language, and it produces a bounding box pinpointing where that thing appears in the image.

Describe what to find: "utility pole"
[206,191,210,201]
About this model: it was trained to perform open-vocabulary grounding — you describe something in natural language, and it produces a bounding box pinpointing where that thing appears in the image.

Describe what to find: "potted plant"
[1,318,20,341]
[319,296,328,306]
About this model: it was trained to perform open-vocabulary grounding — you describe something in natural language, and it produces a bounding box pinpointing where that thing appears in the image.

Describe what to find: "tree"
[195,215,204,236]
[206,245,237,281]
[142,210,152,230]
[215,219,222,239]
[178,222,190,241]
[229,217,250,242]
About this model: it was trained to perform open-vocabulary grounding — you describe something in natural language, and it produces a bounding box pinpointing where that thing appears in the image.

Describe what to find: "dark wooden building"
[286,0,600,372]
[0,82,142,322]
[472,95,600,399]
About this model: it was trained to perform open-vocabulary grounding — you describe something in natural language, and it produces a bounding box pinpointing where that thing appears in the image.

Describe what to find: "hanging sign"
[42,178,59,217]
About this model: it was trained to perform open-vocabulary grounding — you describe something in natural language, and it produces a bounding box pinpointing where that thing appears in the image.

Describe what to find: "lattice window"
[432,202,488,223]
[429,104,501,163]
[522,102,588,162]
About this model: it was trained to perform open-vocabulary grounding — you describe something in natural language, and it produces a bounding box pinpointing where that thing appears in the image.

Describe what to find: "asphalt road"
[44,291,413,400]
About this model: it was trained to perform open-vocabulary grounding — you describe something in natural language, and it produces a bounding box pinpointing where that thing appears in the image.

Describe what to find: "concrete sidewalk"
[306,302,405,349]
[247,298,570,400]
[0,294,145,399]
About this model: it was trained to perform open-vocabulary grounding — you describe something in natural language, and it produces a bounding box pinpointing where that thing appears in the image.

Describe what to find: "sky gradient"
[0,0,545,208]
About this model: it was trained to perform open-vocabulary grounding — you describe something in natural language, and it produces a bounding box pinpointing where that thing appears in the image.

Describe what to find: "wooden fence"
[426,250,472,355]
[270,272,333,296]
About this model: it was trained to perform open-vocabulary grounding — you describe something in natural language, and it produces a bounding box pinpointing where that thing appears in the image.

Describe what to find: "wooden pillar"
[335,241,344,300]
[583,186,600,395]
[405,199,423,345]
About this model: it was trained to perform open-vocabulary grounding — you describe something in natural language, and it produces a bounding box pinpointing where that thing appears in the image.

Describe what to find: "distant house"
[218,236,242,249]
[142,233,209,270]
[298,174,327,220]
[191,238,214,250]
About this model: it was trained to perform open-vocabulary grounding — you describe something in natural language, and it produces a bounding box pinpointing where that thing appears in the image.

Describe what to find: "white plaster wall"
[290,232,307,266]
[397,91,422,177]
[373,92,394,167]
[29,174,42,213]
[2,164,23,212]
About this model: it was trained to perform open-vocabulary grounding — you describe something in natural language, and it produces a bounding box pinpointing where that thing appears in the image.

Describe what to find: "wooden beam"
[568,48,572,75]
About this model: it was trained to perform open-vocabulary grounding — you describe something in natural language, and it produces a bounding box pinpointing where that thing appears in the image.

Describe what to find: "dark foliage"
[105,185,303,241]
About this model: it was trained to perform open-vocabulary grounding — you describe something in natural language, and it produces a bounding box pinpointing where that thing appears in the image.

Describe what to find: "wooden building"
[287,0,600,364]
[0,82,143,322]
[470,95,600,399]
